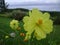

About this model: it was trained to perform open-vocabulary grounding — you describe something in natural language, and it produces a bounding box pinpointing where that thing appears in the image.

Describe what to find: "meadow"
[0,11,60,45]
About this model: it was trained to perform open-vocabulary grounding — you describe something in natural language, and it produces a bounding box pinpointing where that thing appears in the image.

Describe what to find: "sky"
[5,0,60,11]
[5,0,59,3]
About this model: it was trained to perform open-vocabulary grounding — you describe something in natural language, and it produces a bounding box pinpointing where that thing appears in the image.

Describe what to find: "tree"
[0,0,5,12]
[0,0,8,13]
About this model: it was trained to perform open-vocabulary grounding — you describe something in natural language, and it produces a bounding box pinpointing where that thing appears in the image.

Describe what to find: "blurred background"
[0,0,60,45]
[5,0,60,11]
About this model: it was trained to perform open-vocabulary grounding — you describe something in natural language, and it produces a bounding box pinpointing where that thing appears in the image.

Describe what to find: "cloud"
[5,0,36,3]
[45,0,58,3]
[5,0,59,4]
[5,0,58,2]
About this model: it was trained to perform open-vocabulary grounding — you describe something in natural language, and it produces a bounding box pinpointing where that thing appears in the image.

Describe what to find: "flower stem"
[28,40,30,45]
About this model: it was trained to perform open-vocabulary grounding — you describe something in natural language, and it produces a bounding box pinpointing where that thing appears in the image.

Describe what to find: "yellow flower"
[5,36,9,39]
[23,8,53,40]
[10,19,19,30]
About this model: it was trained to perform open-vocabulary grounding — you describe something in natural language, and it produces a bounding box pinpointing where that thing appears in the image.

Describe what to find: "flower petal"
[23,16,29,23]
[34,26,46,40]
[43,12,50,19]
[41,20,53,34]
[24,18,35,32]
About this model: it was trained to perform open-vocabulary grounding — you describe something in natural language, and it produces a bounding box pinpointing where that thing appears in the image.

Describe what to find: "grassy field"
[0,16,60,45]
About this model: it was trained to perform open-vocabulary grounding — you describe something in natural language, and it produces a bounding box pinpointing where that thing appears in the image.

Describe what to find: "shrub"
[11,10,28,21]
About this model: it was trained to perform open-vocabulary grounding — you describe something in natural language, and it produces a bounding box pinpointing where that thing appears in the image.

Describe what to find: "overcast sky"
[5,0,59,3]
[5,0,60,11]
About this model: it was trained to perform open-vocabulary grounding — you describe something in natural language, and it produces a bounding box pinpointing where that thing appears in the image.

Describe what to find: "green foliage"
[0,13,12,18]
[0,17,60,45]
[0,10,60,45]
[10,10,28,21]
[0,10,28,20]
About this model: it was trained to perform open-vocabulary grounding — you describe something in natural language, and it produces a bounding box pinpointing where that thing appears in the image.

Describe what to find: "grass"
[0,16,60,45]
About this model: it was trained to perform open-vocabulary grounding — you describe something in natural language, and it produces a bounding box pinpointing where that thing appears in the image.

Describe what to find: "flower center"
[13,23,15,25]
[36,19,42,25]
